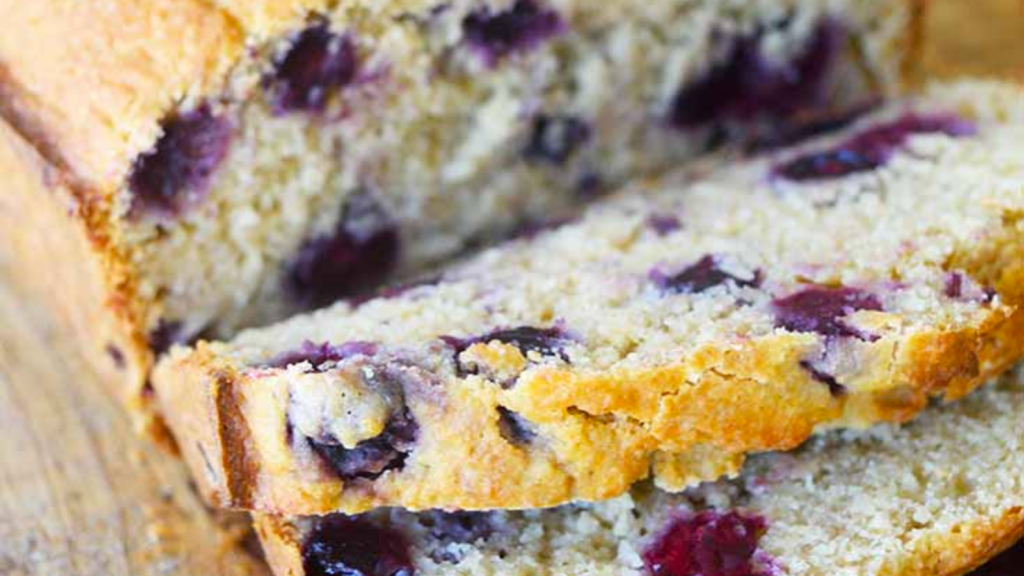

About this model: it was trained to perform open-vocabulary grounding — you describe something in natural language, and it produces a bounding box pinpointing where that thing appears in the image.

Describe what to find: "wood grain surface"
[0,1,1021,575]
[0,255,270,576]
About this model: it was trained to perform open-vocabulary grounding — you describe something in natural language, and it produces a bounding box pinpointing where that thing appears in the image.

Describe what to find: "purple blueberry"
[269,340,379,370]
[772,286,882,339]
[773,112,976,181]
[799,360,845,397]
[670,19,843,130]
[462,0,566,65]
[303,515,414,576]
[651,255,761,295]
[773,147,882,180]
[497,407,536,445]
[288,192,401,310]
[647,214,683,236]
[148,320,186,356]
[128,105,232,219]
[523,115,591,165]
[944,271,995,303]
[442,325,574,377]
[643,510,771,576]
[266,24,359,114]
[945,272,965,299]
[424,510,497,563]
[309,408,418,481]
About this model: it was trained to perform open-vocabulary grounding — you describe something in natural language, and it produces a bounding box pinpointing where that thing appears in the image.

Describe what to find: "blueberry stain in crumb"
[774,112,975,181]
[309,408,419,481]
[303,515,415,576]
[287,191,401,310]
[128,105,232,219]
[651,255,761,295]
[269,340,379,370]
[442,325,574,376]
[643,510,772,576]
[670,19,843,130]
[105,344,126,370]
[266,24,359,114]
[772,286,882,339]
[463,0,565,65]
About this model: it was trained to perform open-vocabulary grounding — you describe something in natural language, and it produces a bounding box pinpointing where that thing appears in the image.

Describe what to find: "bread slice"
[255,362,1024,576]
[0,0,919,433]
[154,80,1024,514]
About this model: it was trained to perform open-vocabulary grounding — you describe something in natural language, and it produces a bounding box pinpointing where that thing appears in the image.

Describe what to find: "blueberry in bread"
[256,363,1024,576]
[153,80,1024,514]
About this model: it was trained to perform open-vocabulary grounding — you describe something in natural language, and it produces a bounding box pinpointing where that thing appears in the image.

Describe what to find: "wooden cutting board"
[0,1,1020,575]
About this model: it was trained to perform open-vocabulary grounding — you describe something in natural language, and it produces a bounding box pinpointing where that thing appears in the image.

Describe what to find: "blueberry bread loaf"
[257,362,1024,576]
[153,80,1024,514]
[0,0,918,432]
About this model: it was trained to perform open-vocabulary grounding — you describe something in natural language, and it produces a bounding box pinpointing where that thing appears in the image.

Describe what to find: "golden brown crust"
[153,348,247,506]
[894,511,1024,576]
[0,0,241,191]
[0,118,170,436]
[254,515,304,576]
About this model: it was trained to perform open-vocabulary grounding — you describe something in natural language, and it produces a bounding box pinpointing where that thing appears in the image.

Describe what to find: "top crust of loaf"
[0,0,241,191]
